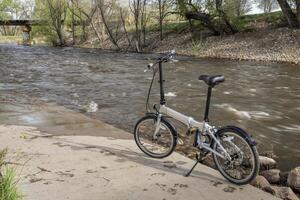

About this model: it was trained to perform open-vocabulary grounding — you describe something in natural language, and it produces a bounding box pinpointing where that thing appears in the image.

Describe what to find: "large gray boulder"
[263,186,299,200]
[261,169,281,184]
[259,156,277,170]
[288,167,300,193]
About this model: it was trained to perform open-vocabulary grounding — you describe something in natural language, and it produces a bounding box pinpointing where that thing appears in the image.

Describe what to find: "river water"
[0,45,299,171]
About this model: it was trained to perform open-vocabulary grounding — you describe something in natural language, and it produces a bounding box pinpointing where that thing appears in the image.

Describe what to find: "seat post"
[159,60,166,105]
[204,86,212,122]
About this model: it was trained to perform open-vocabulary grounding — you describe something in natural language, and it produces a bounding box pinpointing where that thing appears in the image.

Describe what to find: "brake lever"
[144,63,154,72]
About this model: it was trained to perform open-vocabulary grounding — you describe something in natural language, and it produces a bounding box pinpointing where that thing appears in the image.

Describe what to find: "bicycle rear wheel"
[134,115,176,158]
[213,127,259,185]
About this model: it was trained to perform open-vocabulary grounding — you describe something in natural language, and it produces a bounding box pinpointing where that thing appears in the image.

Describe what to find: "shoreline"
[78,27,300,66]
[0,94,299,199]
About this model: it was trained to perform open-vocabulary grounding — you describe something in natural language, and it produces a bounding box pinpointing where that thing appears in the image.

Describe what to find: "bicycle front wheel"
[213,127,259,185]
[134,115,176,158]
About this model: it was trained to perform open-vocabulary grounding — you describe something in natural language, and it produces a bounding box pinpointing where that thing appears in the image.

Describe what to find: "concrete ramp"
[0,125,278,200]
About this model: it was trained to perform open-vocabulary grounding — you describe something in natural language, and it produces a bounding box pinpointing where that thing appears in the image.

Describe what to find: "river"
[0,44,299,171]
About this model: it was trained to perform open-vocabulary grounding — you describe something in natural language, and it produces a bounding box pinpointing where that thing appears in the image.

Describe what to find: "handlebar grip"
[148,63,153,69]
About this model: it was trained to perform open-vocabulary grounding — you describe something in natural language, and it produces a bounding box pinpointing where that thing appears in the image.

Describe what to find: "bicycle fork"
[153,114,162,140]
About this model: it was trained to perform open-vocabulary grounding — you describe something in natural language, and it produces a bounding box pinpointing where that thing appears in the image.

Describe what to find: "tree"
[98,0,121,49]
[153,0,174,40]
[177,0,238,35]
[227,0,252,17]
[34,0,68,45]
[277,0,299,28]
[0,0,21,36]
[130,0,141,50]
[256,0,279,13]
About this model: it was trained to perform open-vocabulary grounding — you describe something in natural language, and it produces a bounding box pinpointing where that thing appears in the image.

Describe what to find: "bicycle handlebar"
[145,49,176,72]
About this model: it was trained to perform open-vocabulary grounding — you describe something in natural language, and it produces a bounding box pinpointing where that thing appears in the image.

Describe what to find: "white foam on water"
[223,91,232,95]
[249,89,256,92]
[249,111,271,120]
[215,104,251,119]
[72,93,79,98]
[278,125,300,132]
[267,126,282,132]
[258,134,267,138]
[275,86,289,89]
[165,92,177,97]
[87,101,98,113]
[187,84,192,87]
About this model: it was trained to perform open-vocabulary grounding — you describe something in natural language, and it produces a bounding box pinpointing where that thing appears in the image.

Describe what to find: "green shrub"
[0,149,22,200]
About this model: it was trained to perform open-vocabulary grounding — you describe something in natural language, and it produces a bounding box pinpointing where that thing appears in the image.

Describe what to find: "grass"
[237,11,286,30]
[0,149,22,200]
[0,36,22,43]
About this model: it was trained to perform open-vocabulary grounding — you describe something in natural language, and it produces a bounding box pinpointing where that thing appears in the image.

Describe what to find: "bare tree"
[45,0,68,46]
[256,0,279,13]
[155,0,173,40]
[215,0,237,34]
[277,0,298,28]
[120,7,133,48]
[234,0,252,16]
[98,0,120,50]
[130,0,141,51]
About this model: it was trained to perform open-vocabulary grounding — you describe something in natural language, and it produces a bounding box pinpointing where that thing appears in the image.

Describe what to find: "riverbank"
[81,27,300,65]
[0,99,299,199]
[0,125,278,199]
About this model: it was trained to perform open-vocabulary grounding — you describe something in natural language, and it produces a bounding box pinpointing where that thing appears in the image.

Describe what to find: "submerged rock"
[261,169,281,184]
[288,167,300,193]
[259,156,277,170]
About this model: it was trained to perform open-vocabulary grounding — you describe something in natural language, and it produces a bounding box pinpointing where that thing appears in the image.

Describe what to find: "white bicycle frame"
[154,105,231,160]
[147,51,231,161]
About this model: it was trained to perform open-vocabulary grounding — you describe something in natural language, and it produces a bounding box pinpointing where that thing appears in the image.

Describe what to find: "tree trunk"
[98,5,120,50]
[185,12,220,35]
[71,12,75,45]
[277,0,298,28]
[120,8,133,49]
[215,0,238,34]
[297,0,300,27]
[158,0,163,40]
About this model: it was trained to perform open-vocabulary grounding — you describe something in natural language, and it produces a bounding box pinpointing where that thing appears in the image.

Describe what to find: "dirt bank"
[81,28,300,65]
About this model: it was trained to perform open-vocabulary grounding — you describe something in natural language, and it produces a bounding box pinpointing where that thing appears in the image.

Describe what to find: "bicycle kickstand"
[185,151,207,177]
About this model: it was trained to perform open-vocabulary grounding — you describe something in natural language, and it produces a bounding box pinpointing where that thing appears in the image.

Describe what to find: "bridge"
[0,20,47,45]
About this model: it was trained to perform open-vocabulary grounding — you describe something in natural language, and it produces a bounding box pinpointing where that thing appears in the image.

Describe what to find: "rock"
[264,186,299,200]
[251,175,270,189]
[202,154,216,169]
[259,156,277,170]
[280,171,290,186]
[261,169,281,184]
[288,167,300,193]
[260,151,279,160]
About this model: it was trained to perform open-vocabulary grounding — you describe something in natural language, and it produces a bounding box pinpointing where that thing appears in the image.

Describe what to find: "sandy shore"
[0,101,278,200]
[0,125,278,200]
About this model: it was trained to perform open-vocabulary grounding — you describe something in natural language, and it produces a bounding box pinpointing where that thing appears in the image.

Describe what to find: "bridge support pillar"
[21,25,32,45]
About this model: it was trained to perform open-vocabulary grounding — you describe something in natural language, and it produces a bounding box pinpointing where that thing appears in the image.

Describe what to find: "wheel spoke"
[135,117,174,157]
[213,131,258,184]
